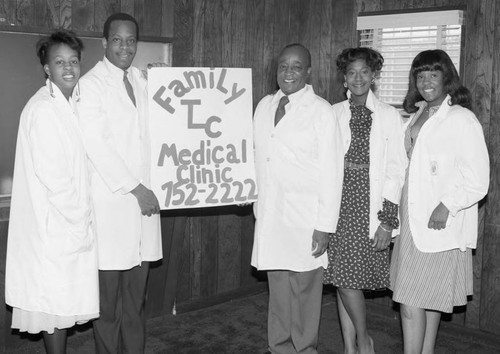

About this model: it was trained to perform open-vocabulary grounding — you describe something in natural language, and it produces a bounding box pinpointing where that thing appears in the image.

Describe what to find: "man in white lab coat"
[252,43,344,354]
[77,13,162,354]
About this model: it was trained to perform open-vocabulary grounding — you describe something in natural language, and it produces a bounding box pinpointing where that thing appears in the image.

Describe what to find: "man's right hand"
[130,184,160,216]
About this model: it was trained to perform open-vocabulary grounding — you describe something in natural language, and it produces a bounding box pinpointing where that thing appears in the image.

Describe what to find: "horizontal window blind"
[358,11,462,106]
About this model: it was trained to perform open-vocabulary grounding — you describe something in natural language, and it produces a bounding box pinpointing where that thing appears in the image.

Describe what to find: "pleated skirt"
[390,171,473,313]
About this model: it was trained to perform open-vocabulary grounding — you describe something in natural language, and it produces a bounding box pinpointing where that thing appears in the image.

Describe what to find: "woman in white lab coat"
[323,47,407,354]
[5,30,99,353]
[390,49,489,354]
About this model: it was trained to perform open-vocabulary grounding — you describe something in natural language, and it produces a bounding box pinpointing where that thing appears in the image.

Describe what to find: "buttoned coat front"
[251,85,344,272]
[333,90,407,238]
[77,58,162,270]
[6,81,99,316]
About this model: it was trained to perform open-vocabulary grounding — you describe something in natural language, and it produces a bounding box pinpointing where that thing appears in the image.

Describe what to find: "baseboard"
[168,282,268,316]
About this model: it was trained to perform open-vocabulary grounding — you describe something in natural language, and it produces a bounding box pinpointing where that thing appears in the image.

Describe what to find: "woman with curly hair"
[5,30,99,353]
[324,47,407,354]
[390,49,489,354]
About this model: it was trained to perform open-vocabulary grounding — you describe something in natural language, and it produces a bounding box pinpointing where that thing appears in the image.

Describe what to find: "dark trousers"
[267,268,324,354]
[93,263,150,354]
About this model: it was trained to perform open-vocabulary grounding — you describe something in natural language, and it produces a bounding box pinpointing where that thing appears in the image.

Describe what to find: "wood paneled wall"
[355,0,500,334]
[173,0,357,109]
[0,3,173,350]
[1,2,500,351]
[0,0,173,38]
[172,0,500,334]
[116,0,364,320]
[166,0,360,316]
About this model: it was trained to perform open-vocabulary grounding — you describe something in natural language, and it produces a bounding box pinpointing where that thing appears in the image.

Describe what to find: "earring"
[343,82,347,88]
[48,77,55,98]
[371,78,376,85]
[74,81,81,102]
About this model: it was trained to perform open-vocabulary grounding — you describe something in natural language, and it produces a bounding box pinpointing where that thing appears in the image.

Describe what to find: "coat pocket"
[45,210,93,257]
[282,192,316,228]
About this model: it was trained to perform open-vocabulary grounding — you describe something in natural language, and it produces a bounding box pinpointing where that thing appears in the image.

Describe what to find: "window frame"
[356,8,466,109]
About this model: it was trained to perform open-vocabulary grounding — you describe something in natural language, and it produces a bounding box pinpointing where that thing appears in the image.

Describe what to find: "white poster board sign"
[148,67,257,209]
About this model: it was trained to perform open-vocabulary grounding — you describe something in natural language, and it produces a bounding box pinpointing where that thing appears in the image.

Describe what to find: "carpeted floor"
[6,289,500,353]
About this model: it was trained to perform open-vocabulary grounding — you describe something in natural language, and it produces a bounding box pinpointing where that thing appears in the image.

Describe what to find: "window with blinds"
[357,11,463,107]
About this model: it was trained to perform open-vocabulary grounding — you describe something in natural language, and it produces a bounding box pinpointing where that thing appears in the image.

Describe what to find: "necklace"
[424,105,439,118]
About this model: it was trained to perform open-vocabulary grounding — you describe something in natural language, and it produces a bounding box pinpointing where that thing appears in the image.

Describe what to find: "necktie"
[123,71,136,106]
[274,96,289,126]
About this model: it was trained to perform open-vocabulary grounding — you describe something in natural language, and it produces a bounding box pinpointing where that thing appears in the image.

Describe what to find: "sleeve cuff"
[120,179,141,194]
[314,223,335,234]
[440,196,459,217]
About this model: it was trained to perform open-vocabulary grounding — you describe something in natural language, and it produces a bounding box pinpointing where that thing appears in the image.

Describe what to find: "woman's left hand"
[428,202,449,230]
[372,225,392,251]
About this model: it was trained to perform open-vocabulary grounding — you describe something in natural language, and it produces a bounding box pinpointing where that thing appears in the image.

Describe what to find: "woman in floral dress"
[324,47,407,354]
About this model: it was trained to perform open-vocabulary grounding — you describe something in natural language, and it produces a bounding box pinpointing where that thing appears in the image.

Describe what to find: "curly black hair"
[336,47,384,74]
[36,29,84,68]
[403,49,471,113]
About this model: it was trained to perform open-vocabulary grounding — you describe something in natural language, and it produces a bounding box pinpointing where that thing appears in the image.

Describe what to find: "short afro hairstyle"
[278,43,312,68]
[103,13,139,40]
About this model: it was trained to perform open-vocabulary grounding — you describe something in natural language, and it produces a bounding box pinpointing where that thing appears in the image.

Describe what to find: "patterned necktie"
[123,71,136,106]
[274,95,289,126]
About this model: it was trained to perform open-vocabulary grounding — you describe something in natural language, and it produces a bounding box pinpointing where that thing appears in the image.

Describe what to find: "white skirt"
[12,307,99,334]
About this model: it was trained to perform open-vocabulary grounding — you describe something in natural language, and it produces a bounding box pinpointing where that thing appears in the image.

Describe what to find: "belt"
[344,161,369,170]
